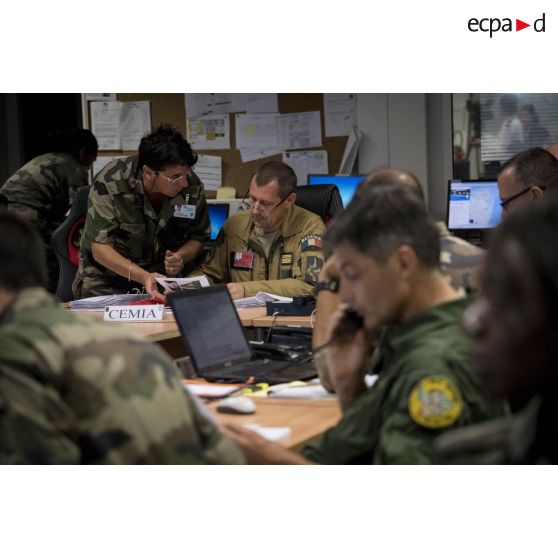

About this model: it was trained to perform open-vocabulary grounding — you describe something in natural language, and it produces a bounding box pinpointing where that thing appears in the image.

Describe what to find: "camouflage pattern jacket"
[302,298,508,464]
[437,222,485,293]
[0,288,244,464]
[0,152,88,231]
[193,204,326,297]
[73,156,210,298]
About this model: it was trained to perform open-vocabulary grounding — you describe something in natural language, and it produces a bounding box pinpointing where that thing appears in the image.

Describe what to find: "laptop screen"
[447,179,502,230]
[207,203,230,240]
[169,286,252,373]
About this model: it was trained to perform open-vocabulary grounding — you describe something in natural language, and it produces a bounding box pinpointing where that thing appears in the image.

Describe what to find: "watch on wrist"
[314,280,339,295]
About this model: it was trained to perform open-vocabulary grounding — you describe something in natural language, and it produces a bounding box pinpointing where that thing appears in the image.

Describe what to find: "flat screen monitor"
[207,203,230,240]
[447,179,502,230]
[307,174,365,208]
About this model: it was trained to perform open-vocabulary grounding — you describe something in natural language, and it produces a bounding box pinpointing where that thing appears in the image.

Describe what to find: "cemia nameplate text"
[103,305,165,322]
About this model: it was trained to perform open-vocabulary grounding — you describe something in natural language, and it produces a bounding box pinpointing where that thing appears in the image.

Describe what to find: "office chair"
[294,184,344,223]
[51,185,91,302]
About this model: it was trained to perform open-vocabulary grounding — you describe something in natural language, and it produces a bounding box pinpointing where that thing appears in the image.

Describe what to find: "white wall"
[356,93,453,221]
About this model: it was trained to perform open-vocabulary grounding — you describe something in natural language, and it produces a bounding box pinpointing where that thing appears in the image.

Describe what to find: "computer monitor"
[206,203,230,240]
[447,179,502,230]
[307,174,364,208]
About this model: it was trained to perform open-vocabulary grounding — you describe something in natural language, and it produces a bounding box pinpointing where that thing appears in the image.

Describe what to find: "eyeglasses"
[247,190,294,213]
[499,186,537,209]
[156,170,190,185]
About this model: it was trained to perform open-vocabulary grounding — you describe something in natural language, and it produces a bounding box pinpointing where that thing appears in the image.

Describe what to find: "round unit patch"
[408,376,463,429]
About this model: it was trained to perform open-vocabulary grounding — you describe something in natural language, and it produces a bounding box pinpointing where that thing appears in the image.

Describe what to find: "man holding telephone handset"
[222,183,506,464]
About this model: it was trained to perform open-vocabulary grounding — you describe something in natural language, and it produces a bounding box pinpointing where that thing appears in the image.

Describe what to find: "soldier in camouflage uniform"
[0,213,243,464]
[221,185,507,464]
[192,161,325,299]
[0,129,98,292]
[73,125,210,302]
[434,200,558,464]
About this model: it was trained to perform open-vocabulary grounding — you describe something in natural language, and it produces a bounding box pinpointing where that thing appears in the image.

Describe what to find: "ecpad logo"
[468,13,546,37]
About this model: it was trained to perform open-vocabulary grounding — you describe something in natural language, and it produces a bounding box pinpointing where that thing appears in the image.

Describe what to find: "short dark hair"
[0,213,47,291]
[254,161,297,198]
[326,182,440,269]
[356,167,425,203]
[47,128,98,155]
[499,147,558,192]
[138,124,198,172]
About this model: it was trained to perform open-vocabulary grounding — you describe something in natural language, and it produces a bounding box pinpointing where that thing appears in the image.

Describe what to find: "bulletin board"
[85,93,349,198]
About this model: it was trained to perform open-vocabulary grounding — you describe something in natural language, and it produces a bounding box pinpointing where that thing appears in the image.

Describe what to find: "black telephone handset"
[335,310,364,335]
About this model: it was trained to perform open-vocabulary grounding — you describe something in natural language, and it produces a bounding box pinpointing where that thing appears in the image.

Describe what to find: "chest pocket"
[114,222,145,260]
[160,215,194,251]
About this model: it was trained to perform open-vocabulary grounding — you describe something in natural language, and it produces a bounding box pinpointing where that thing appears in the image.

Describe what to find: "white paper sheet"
[338,125,362,174]
[243,424,291,442]
[235,113,279,149]
[185,93,247,119]
[85,93,116,101]
[239,148,282,163]
[193,154,222,190]
[277,111,322,150]
[156,275,210,293]
[90,101,121,150]
[234,292,292,309]
[324,93,357,137]
[120,101,151,151]
[187,115,230,150]
[283,150,328,186]
[246,93,278,113]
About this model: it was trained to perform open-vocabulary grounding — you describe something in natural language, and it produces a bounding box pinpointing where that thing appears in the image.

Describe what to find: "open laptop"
[168,285,317,384]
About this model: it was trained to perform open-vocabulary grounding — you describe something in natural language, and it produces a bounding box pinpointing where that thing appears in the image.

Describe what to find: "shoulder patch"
[408,376,463,429]
[301,234,323,251]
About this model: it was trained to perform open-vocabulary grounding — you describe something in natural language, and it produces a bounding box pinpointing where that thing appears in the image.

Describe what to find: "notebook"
[168,285,316,384]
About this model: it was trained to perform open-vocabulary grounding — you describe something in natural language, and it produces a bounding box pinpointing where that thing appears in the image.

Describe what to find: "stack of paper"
[234,292,292,309]
[70,293,150,311]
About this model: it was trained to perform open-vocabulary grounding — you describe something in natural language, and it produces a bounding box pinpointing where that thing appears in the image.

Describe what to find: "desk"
[205,396,340,452]
[69,307,267,357]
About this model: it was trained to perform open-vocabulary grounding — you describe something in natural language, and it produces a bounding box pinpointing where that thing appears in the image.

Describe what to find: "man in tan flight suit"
[192,161,326,299]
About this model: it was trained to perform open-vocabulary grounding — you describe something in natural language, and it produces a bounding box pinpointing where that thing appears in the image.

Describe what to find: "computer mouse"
[216,396,256,415]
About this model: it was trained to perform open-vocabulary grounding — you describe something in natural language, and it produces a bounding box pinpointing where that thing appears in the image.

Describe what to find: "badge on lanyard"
[174,204,196,219]
[232,250,254,269]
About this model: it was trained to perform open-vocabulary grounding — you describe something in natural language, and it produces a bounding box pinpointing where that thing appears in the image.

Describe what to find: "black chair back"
[51,185,90,301]
[294,184,344,222]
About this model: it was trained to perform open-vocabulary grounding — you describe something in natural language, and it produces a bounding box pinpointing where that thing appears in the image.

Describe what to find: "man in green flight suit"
[73,124,210,302]
[191,161,325,300]
[0,213,243,464]
[222,183,506,464]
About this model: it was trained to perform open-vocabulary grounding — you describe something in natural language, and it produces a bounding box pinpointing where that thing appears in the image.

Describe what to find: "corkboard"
[87,93,348,199]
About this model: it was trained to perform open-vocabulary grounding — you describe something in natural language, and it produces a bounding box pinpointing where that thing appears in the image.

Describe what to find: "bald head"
[356,167,425,204]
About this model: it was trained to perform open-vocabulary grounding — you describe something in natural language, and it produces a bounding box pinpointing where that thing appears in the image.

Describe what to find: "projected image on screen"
[307,174,364,208]
[448,180,502,230]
